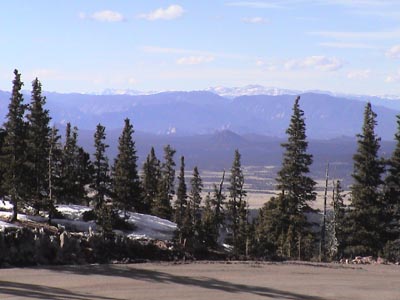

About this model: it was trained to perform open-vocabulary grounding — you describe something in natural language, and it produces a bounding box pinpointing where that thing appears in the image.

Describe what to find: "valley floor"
[0,261,399,300]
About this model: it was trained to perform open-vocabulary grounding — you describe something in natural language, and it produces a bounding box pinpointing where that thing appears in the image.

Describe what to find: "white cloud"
[226,0,399,9]
[141,45,249,60]
[141,46,199,55]
[347,69,371,79]
[128,77,138,85]
[139,5,184,21]
[79,10,124,22]
[386,45,400,58]
[320,0,398,7]
[255,59,278,71]
[386,70,400,82]
[78,12,86,20]
[256,59,265,66]
[176,56,215,65]
[285,56,344,72]
[241,17,267,24]
[309,29,400,40]
[226,1,283,8]
[319,42,376,49]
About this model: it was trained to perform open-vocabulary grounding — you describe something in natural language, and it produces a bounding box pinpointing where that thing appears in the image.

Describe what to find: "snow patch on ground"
[56,204,92,221]
[53,218,97,232]
[0,202,177,241]
[0,220,20,230]
[0,200,13,211]
[124,211,177,241]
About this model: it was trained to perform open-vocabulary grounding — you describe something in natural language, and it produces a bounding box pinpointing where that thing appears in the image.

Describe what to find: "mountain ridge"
[0,88,399,140]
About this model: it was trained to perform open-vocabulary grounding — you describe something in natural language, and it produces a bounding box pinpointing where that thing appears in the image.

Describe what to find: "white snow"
[53,218,97,232]
[0,202,177,241]
[55,204,92,221]
[124,211,177,241]
[0,200,13,211]
[206,85,300,98]
[0,220,20,230]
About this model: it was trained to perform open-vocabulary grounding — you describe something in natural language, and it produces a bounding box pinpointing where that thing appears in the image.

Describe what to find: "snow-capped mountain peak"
[205,85,301,98]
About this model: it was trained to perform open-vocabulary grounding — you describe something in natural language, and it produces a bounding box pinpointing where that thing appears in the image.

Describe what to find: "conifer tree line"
[0,70,250,254]
[1,69,400,260]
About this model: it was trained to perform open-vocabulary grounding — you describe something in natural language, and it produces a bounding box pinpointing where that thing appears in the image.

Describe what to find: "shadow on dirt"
[0,280,119,300]
[6,264,328,300]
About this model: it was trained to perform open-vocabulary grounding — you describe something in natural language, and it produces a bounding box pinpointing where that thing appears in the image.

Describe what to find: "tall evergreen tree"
[1,70,28,221]
[200,171,226,248]
[383,114,400,244]
[201,193,219,248]
[330,180,347,259]
[92,123,111,210]
[48,126,63,219]
[255,197,283,258]
[189,166,203,225]
[211,171,226,232]
[0,128,8,198]
[141,147,161,214]
[60,123,79,203]
[174,156,187,228]
[226,149,247,253]
[271,96,316,259]
[76,146,93,205]
[348,102,385,256]
[113,118,141,214]
[26,77,51,212]
[152,145,175,220]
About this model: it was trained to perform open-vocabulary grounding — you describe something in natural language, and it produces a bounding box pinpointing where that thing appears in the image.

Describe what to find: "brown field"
[0,261,399,300]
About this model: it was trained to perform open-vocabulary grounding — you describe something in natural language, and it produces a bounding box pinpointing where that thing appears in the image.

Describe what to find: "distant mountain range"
[1,87,400,141]
[1,86,399,185]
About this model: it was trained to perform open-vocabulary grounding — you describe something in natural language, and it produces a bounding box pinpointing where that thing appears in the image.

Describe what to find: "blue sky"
[0,0,399,95]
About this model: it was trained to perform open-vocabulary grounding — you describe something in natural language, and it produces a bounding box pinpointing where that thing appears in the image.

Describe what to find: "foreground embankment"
[0,261,399,300]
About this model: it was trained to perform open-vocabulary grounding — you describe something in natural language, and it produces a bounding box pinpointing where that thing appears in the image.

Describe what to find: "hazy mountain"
[69,128,394,189]
[205,85,301,98]
[0,89,400,140]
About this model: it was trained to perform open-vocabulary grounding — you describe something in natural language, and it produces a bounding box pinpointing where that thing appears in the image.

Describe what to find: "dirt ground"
[0,261,399,300]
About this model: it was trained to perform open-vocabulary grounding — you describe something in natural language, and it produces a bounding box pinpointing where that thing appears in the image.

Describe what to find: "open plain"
[0,261,399,300]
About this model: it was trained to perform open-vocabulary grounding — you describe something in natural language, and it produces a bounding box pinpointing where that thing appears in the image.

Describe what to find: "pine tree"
[255,197,283,258]
[271,96,316,259]
[211,171,226,232]
[92,123,111,210]
[152,145,175,220]
[179,166,203,249]
[330,180,347,259]
[0,128,7,197]
[26,77,51,212]
[201,193,219,248]
[200,171,226,248]
[383,114,400,244]
[174,156,187,228]
[1,70,28,221]
[189,166,203,225]
[48,126,63,220]
[59,124,91,205]
[76,146,93,205]
[226,149,247,254]
[60,123,80,203]
[113,118,141,214]
[347,102,385,256]
[141,147,161,214]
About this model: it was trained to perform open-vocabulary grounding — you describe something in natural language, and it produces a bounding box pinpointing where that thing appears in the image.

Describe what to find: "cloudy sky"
[0,0,399,95]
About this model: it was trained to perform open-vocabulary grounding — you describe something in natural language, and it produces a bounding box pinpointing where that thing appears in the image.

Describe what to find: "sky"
[0,0,400,96]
